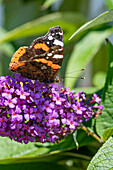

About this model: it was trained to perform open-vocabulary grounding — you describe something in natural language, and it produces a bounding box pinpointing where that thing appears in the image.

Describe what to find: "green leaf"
[87,137,113,169]
[96,40,113,137]
[0,135,76,164]
[65,29,113,89]
[0,129,96,164]
[0,137,50,161]
[93,71,106,89]
[73,87,100,94]
[42,0,61,9]
[0,134,93,170]
[102,128,113,142]
[105,0,113,10]
[0,12,85,45]
[69,9,113,40]
[73,131,79,149]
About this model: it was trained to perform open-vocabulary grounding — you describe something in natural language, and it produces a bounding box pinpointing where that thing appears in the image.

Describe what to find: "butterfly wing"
[9,26,63,83]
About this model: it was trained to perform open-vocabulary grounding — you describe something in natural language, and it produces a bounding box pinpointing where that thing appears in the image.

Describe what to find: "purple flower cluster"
[0,74,103,144]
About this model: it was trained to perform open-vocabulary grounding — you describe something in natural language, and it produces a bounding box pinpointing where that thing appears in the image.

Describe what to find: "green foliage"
[69,10,113,40]
[103,128,113,141]
[0,131,95,164]
[93,71,106,89]
[42,0,61,9]
[87,137,113,169]
[65,29,113,88]
[0,12,85,44]
[88,40,113,170]
[105,0,113,9]
[96,40,113,137]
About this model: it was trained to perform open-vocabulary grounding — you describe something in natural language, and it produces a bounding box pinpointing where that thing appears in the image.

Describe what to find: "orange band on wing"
[10,62,25,71]
[34,43,49,51]
[34,59,60,70]
[11,47,26,64]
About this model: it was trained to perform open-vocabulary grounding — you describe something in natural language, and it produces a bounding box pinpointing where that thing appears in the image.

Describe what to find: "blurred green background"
[0,0,112,93]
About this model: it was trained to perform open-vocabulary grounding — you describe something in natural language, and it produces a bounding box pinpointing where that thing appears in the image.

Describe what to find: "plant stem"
[81,126,103,143]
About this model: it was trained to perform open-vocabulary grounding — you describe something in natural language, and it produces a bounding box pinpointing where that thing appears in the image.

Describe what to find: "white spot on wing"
[41,65,47,70]
[48,35,53,40]
[53,39,63,47]
[58,48,62,51]
[47,53,52,56]
[59,32,63,35]
[53,54,63,59]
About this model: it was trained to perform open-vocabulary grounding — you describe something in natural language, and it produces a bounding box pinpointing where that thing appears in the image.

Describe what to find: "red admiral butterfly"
[9,26,63,83]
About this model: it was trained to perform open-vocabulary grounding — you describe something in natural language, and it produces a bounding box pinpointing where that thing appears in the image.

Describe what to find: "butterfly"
[9,26,63,83]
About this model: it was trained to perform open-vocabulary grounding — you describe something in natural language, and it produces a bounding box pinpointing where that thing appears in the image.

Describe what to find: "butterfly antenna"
[64,76,85,79]
[55,68,85,83]
[65,68,85,75]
